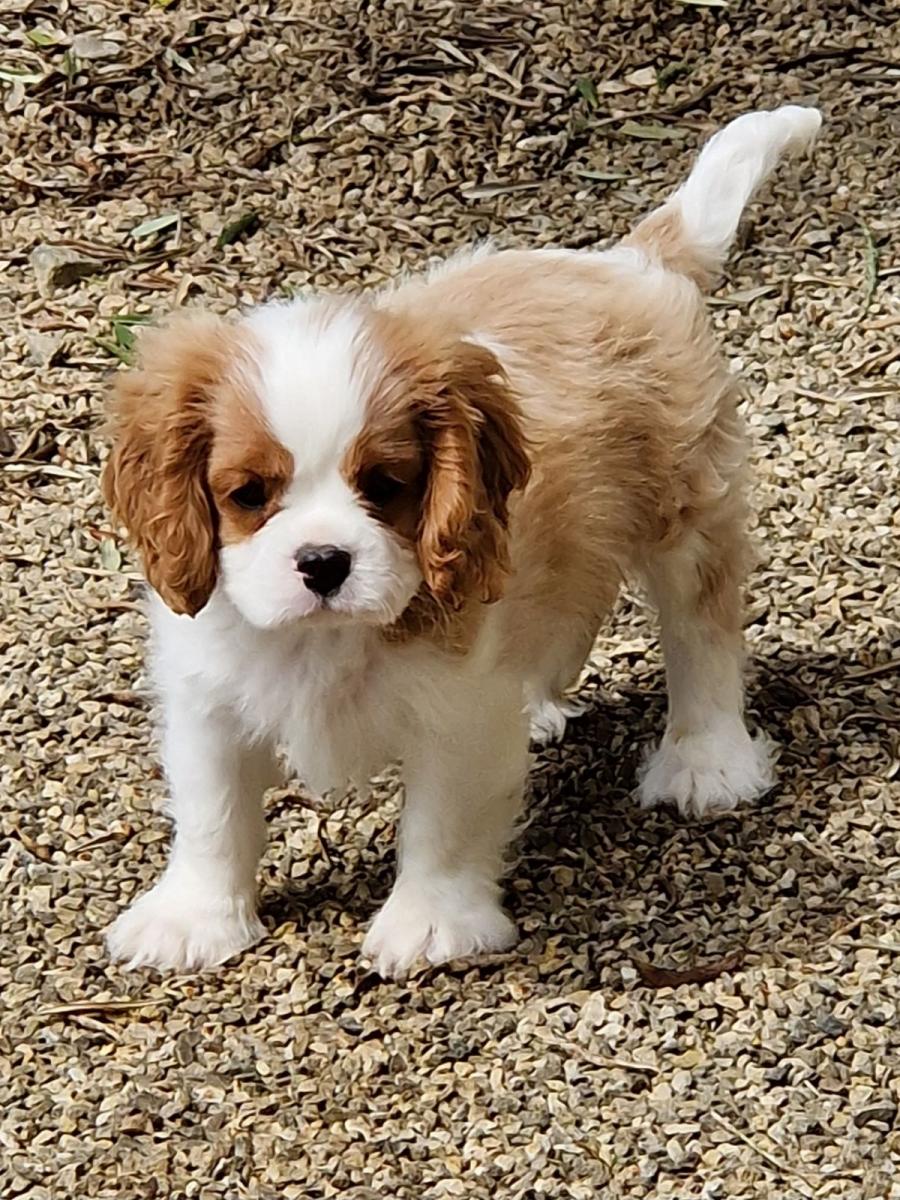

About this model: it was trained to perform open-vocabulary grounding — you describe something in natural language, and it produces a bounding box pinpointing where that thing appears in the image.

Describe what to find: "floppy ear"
[418,340,531,609]
[102,313,226,617]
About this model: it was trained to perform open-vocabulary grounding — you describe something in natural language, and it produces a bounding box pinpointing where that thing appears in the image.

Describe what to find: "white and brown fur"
[103,106,821,977]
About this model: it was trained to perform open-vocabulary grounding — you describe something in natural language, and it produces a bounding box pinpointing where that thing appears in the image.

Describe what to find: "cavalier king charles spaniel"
[103,106,821,977]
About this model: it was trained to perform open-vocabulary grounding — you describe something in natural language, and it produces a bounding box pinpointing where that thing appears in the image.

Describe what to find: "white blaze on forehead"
[244,299,372,477]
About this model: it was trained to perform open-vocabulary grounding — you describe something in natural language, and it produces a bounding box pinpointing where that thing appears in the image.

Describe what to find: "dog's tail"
[625,105,822,290]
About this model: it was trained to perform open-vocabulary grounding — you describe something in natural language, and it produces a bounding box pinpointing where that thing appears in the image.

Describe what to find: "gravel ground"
[2,2,898,1198]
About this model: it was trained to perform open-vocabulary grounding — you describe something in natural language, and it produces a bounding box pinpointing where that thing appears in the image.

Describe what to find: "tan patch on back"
[377,246,749,664]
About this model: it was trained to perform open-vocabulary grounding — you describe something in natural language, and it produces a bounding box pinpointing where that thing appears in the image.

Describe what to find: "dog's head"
[103,301,530,631]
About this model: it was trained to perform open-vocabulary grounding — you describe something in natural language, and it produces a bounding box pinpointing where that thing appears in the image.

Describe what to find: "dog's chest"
[215,625,401,791]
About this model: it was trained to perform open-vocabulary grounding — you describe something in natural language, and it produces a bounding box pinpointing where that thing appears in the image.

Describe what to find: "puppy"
[103,106,821,978]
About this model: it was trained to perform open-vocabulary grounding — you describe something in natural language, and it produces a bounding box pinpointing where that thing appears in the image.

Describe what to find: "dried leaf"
[618,120,686,140]
[166,48,195,75]
[624,67,657,89]
[4,79,25,112]
[461,180,543,200]
[130,212,180,240]
[634,948,745,988]
[71,34,120,61]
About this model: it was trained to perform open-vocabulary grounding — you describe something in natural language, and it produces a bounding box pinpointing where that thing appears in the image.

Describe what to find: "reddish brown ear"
[102,313,226,616]
[418,340,531,608]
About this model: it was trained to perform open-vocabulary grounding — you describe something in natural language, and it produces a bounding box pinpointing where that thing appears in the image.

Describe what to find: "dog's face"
[103,300,530,631]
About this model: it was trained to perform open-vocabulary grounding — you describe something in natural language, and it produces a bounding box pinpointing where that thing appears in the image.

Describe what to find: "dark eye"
[361,467,405,508]
[229,479,268,510]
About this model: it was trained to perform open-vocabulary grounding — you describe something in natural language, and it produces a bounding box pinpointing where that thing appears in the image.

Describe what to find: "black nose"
[295,545,352,597]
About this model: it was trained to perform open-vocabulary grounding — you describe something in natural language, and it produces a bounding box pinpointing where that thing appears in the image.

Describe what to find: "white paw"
[528,694,589,746]
[362,879,517,979]
[107,877,264,971]
[637,724,776,818]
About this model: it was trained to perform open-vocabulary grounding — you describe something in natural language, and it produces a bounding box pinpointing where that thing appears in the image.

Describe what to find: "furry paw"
[528,694,589,746]
[362,879,517,979]
[638,724,775,818]
[107,878,263,971]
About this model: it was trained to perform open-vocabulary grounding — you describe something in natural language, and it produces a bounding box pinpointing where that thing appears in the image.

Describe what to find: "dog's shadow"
[264,645,896,982]
[512,645,896,979]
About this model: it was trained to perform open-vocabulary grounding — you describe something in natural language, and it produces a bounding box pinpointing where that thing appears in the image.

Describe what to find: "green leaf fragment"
[0,67,44,84]
[576,77,599,108]
[26,29,65,48]
[858,219,879,317]
[657,61,691,89]
[93,338,132,364]
[111,313,151,353]
[99,538,122,571]
[217,211,261,248]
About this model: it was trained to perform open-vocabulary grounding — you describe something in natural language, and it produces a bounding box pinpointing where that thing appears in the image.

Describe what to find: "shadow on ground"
[264,645,897,983]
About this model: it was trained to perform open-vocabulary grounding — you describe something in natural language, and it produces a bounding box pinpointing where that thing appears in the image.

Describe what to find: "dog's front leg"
[107,687,279,971]
[363,679,530,979]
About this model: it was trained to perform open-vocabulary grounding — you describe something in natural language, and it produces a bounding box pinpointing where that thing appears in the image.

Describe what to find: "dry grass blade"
[534,1031,659,1075]
[844,658,900,681]
[572,168,629,182]
[856,217,879,319]
[708,1112,818,1189]
[707,284,780,306]
[617,119,687,140]
[39,998,170,1017]
[460,180,543,199]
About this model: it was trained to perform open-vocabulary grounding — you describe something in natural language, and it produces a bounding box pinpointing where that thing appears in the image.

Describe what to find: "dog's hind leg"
[636,510,775,817]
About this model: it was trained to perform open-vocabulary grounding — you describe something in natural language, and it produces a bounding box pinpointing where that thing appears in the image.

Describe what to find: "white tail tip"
[628,105,822,288]
[677,105,822,276]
